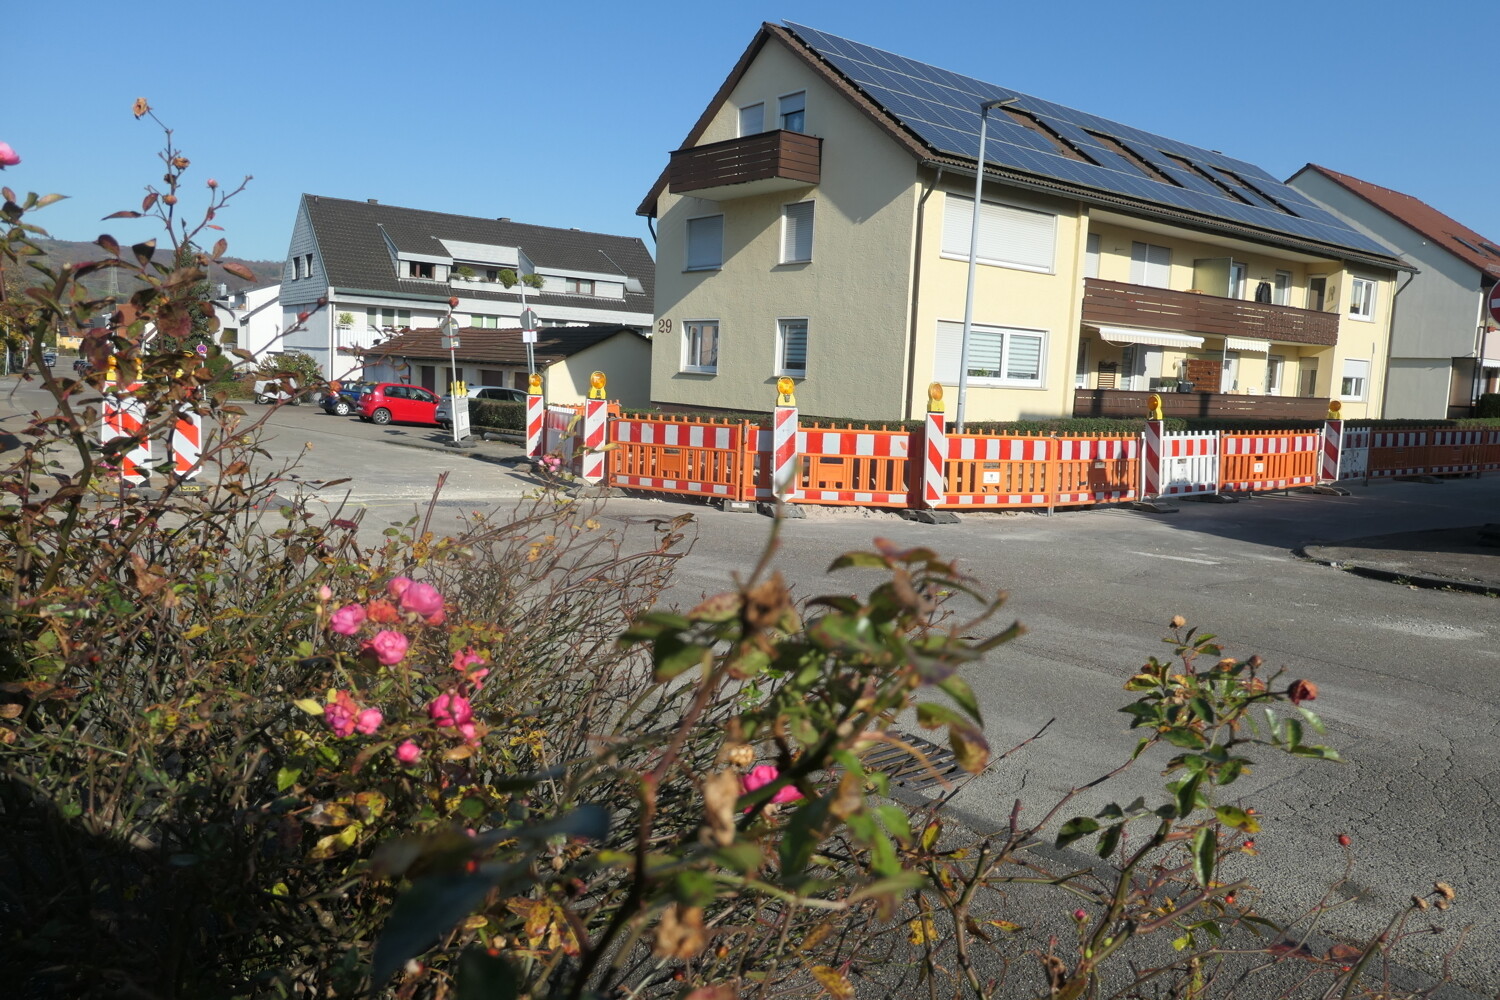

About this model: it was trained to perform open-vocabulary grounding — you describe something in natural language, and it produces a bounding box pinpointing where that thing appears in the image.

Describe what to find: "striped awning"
[1224,337,1270,353]
[1095,326,1204,348]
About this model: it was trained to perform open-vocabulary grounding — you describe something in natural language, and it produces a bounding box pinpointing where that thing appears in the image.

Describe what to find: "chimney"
[367,199,379,204]
[497,217,510,222]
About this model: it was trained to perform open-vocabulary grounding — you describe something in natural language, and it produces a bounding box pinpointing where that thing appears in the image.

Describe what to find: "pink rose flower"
[395,740,422,763]
[0,142,19,168]
[399,581,443,617]
[355,707,383,735]
[329,603,366,636]
[317,585,333,602]
[323,690,358,738]
[741,764,803,811]
[362,629,409,666]
[428,691,473,728]
[386,577,413,600]
[452,648,486,671]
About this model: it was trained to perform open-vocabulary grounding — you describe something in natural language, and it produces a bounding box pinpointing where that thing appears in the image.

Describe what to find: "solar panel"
[783,21,1394,258]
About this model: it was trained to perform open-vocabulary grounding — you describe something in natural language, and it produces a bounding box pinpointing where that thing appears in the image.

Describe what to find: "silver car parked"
[435,385,527,427]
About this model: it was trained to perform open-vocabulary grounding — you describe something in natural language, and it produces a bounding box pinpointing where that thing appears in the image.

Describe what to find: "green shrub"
[1475,393,1500,418]
[469,398,525,431]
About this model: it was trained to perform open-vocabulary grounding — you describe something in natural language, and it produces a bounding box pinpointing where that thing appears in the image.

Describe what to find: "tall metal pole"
[956,97,1018,433]
[519,269,535,376]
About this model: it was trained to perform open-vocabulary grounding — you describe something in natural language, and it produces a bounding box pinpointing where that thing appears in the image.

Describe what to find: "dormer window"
[408,261,435,279]
[565,278,595,295]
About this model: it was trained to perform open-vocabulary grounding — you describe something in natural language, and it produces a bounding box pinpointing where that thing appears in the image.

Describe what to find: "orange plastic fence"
[1367,428,1496,477]
[1218,431,1318,491]
[608,414,755,501]
[940,434,1052,508]
[793,425,913,506]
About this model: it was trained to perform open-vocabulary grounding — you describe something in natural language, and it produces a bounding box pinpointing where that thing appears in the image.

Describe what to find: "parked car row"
[311,382,527,428]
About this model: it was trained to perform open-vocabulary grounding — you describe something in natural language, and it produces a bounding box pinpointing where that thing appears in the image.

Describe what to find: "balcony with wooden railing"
[668,130,821,201]
[1073,388,1332,420]
[1082,278,1340,347]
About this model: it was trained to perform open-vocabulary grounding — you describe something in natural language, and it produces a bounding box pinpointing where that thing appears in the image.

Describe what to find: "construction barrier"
[1219,431,1318,492]
[1155,431,1220,498]
[101,381,151,486]
[169,402,202,482]
[608,416,754,500]
[525,375,544,457]
[590,381,1495,514]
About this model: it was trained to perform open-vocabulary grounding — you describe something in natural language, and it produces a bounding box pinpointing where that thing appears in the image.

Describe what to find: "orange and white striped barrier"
[1054,435,1139,504]
[1321,419,1343,483]
[170,403,201,481]
[526,372,544,457]
[1219,432,1319,492]
[101,388,151,486]
[922,383,946,509]
[772,378,800,503]
[1141,418,1164,497]
[610,417,753,499]
[941,435,1048,506]
[580,371,607,484]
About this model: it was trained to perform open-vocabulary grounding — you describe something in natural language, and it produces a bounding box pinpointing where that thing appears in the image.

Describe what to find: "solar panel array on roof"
[783,22,1394,259]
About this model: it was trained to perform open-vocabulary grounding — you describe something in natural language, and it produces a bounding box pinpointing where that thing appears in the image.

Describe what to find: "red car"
[357,382,441,425]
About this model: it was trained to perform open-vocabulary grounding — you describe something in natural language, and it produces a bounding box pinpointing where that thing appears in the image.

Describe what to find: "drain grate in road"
[863,730,964,793]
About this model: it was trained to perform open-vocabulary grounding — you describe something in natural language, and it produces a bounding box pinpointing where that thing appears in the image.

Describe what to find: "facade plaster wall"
[555,336,651,408]
[650,40,919,420]
[910,182,1083,420]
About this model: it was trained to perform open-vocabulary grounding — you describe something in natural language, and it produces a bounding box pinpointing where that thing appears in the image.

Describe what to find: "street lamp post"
[956,96,1020,432]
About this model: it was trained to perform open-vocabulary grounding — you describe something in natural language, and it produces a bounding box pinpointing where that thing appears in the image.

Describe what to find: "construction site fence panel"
[608,417,755,500]
[1157,431,1220,497]
[1219,431,1319,492]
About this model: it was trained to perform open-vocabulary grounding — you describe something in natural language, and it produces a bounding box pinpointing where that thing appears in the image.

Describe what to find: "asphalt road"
[5,371,1498,994]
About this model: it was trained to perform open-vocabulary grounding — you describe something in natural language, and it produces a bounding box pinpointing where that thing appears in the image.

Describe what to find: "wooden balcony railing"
[668,130,821,199]
[1082,278,1339,347]
[1074,388,1333,420]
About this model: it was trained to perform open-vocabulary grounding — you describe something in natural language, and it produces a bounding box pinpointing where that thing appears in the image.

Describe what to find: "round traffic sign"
[1489,283,1500,326]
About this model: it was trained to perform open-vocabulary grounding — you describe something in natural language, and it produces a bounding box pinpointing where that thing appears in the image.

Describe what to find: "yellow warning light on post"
[1147,393,1163,420]
[776,376,796,406]
[588,370,607,400]
[1326,399,1342,420]
[527,372,542,395]
[927,381,945,413]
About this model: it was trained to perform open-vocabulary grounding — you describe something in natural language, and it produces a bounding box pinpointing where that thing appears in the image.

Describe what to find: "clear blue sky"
[9,0,1498,264]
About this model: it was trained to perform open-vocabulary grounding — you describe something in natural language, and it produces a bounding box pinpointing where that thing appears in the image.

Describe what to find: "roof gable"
[1295,164,1500,281]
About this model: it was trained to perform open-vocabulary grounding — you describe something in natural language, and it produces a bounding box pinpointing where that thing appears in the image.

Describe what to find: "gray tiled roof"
[363,324,645,367]
[302,195,654,312]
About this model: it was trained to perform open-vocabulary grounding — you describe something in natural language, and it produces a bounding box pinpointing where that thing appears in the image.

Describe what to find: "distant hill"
[11,239,282,302]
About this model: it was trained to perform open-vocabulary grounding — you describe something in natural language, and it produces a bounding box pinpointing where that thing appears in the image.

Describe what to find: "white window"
[368,307,412,330]
[1349,278,1377,321]
[941,194,1056,272]
[683,320,719,373]
[1273,270,1292,306]
[777,319,807,376]
[564,277,595,295]
[470,315,500,329]
[933,320,1045,387]
[1130,242,1172,287]
[738,103,764,136]
[1084,232,1100,279]
[685,215,724,271]
[779,91,805,132]
[781,201,814,263]
[1340,358,1370,400]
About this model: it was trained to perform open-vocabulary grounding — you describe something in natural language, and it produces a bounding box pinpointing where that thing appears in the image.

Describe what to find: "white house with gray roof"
[277,195,654,379]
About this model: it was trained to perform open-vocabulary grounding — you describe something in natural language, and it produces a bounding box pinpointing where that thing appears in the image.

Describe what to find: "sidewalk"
[1302,523,1500,594]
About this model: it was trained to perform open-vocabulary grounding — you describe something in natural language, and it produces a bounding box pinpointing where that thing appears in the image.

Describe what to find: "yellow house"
[638,22,1406,422]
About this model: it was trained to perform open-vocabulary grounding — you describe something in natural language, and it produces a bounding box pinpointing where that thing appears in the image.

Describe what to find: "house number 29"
[656,318,673,335]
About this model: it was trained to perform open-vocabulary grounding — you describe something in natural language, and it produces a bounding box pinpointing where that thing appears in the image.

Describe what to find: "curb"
[1297,546,1499,597]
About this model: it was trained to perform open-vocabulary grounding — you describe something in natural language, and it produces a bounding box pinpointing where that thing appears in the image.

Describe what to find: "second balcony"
[668,130,821,201]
